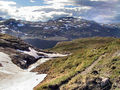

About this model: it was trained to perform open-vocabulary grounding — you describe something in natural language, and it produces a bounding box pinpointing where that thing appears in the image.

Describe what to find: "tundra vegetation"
[33,37,120,90]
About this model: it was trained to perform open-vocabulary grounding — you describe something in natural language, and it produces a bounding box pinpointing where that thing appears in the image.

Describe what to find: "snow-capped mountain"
[0,17,120,49]
[1,17,120,40]
[0,17,4,21]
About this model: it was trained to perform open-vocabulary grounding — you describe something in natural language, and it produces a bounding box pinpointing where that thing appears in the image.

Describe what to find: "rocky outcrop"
[81,77,112,90]
[0,63,3,67]
[60,77,112,90]
[11,54,37,69]
[0,33,32,50]
[0,33,47,69]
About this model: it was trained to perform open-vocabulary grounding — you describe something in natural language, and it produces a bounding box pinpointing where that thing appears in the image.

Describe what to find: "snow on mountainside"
[0,33,67,90]
[0,51,47,90]
[0,33,46,68]
[1,17,120,49]
[0,17,120,41]
[0,17,4,21]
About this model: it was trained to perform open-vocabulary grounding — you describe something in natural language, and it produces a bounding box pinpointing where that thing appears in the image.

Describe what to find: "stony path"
[59,54,107,89]
[81,54,106,75]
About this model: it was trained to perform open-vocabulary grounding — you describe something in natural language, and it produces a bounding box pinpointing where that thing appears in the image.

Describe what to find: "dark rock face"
[92,70,99,75]
[0,33,46,69]
[0,33,32,50]
[112,77,120,89]
[0,63,3,67]
[11,54,38,69]
[81,77,112,90]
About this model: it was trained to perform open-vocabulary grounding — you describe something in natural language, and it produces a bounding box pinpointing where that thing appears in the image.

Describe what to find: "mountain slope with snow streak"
[0,33,67,90]
[0,52,47,90]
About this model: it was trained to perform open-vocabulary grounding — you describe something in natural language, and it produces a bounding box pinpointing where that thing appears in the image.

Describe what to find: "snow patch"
[0,52,47,90]
[17,47,40,59]
[38,52,68,58]
[0,51,67,90]
[27,58,50,72]
[17,23,24,27]
[44,26,50,30]
[0,70,15,74]
[0,25,4,28]
[1,30,6,34]
[0,72,47,90]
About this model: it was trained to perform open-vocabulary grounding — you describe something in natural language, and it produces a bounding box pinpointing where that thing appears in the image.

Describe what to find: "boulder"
[0,63,3,67]
[80,77,112,90]
[11,54,38,69]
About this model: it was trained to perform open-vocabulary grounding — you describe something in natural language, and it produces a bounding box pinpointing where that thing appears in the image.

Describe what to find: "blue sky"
[0,0,120,23]
[12,0,45,6]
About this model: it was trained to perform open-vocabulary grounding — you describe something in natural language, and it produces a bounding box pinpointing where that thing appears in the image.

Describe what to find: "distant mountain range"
[0,17,120,48]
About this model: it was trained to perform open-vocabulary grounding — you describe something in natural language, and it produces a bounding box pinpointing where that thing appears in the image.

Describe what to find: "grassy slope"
[0,33,14,39]
[33,37,120,90]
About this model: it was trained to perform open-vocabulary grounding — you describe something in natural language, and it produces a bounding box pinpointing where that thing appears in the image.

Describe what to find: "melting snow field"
[0,50,67,90]
[0,52,47,90]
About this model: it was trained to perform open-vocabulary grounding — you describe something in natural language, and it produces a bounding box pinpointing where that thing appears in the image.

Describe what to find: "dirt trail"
[59,54,107,89]
[81,54,106,75]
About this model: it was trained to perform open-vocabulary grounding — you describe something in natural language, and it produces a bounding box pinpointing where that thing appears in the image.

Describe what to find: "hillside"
[33,37,120,90]
[0,33,48,69]
[0,33,68,90]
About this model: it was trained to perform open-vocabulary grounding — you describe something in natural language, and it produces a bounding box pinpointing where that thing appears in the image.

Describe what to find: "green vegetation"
[33,37,120,90]
[0,33,14,40]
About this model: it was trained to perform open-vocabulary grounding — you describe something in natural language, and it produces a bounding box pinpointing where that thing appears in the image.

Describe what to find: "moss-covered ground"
[33,37,120,90]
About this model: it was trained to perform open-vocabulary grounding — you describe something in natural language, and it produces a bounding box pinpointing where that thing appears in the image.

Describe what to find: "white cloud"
[0,0,119,23]
[93,14,115,23]
[44,0,74,5]
[30,0,35,3]
[12,7,70,21]
[0,0,91,21]
[0,1,17,18]
[0,1,16,5]
[90,0,118,1]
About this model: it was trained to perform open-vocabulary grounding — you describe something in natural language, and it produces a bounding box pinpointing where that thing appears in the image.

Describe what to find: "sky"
[0,0,120,23]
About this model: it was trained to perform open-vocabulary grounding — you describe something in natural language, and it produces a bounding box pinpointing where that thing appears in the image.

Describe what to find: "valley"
[0,0,120,90]
[0,18,120,90]
[24,39,58,49]
[0,17,120,49]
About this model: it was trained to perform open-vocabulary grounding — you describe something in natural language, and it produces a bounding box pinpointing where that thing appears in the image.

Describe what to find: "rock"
[19,60,27,69]
[101,78,109,86]
[80,77,112,90]
[92,70,99,75]
[0,63,3,67]
[11,54,38,69]
[112,59,118,62]
[0,33,45,69]
[111,66,116,70]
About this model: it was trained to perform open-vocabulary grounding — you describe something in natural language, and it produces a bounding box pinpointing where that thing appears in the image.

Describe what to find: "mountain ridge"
[1,17,120,49]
